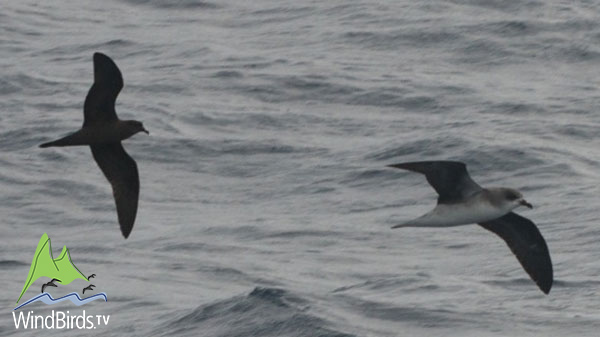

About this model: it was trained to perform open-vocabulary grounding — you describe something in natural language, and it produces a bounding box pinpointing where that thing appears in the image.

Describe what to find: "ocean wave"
[120,0,220,10]
[0,260,28,268]
[152,287,355,337]
[334,293,473,326]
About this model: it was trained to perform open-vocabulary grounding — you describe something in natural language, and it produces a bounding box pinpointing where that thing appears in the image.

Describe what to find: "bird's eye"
[506,192,519,201]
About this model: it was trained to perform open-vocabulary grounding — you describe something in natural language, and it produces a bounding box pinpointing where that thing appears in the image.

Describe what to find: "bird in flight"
[388,160,553,294]
[41,278,61,293]
[82,284,96,294]
[40,52,148,239]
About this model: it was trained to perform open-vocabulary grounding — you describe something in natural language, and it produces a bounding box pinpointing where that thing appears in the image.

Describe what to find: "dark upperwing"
[479,212,553,294]
[388,161,482,204]
[90,143,139,238]
[83,52,123,127]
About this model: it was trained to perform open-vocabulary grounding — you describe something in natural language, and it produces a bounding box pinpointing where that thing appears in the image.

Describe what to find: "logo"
[14,233,107,310]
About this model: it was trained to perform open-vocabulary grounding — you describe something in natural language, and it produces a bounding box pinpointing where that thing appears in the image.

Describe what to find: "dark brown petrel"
[40,52,148,239]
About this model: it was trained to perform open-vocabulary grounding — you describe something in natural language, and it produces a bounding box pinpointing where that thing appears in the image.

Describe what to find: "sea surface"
[2,0,600,336]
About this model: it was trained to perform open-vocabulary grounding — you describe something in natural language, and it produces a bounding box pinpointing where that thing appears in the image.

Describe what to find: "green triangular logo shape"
[16,233,88,304]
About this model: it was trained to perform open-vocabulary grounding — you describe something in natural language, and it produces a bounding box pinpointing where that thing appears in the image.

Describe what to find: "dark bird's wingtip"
[92,52,114,69]
[386,161,467,169]
[121,225,133,239]
[93,52,116,64]
[93,52,109,61]
[538,280,552,295]
[39,142,51,148]
[91,52,122,88]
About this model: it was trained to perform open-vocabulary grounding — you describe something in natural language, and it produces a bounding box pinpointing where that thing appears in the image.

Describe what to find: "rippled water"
[2,0,600,336]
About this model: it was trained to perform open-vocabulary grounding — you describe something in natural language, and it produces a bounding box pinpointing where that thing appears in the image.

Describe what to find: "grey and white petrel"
[40,52,148,239]
[388,161,553,294]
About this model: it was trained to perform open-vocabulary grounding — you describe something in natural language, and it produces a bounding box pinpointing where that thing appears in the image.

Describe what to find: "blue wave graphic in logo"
[14,292,108,311]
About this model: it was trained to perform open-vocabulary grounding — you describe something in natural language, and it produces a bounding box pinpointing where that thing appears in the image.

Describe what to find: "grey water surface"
[2,0,600,336]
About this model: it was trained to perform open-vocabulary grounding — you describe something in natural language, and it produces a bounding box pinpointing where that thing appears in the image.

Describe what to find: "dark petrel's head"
[124,120,149,137]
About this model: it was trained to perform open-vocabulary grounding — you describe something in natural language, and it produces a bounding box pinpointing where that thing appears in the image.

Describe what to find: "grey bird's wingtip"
[478,212,553,295]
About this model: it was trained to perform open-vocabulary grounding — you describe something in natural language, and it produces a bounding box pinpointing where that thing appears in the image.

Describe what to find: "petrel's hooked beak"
[520,199,533,209]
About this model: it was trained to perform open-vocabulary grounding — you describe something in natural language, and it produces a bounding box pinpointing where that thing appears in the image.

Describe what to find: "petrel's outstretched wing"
[83,52,123,127]
[479,212,553,294]
[388,161,482,204]
[91,143,139,238]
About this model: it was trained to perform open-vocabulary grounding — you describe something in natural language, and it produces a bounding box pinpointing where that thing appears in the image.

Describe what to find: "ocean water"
[2,0,600,336]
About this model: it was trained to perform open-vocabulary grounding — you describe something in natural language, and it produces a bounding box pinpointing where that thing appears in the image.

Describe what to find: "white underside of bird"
[393,192,518,228]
